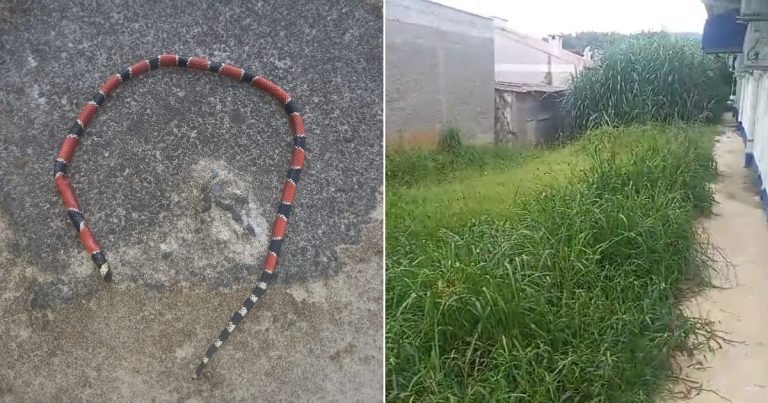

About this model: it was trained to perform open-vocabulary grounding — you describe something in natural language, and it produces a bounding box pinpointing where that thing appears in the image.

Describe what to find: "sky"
[431,0,708,38]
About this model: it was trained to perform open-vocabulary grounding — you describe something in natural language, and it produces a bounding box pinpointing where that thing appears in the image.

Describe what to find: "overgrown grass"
[563,32,732,133]
[386,125,718,402]
[437,126,463,155]
[386,144,539,189]
[388,145,585,240]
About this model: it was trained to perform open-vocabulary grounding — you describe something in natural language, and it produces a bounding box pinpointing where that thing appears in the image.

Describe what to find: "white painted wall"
[493,25,590,87]
[738,67,768,202]
[731,0,768,205]
[734,0,768,205]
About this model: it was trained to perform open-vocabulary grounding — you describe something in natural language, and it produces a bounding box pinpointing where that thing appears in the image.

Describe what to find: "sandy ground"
[671,128,768,402]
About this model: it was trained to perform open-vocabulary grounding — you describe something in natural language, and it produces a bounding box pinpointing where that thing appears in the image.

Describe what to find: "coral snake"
[53,54,306,378]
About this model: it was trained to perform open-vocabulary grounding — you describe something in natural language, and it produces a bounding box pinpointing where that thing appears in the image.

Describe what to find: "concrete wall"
[386,0,495,146]
[494,89,566,145]
[494,27,588,87]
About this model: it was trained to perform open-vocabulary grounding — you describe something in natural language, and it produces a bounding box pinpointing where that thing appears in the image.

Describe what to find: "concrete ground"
[671,128,768,402]
[0,1,382,401]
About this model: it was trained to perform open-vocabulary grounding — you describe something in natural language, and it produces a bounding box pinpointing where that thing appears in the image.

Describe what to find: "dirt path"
[673,128,768,402]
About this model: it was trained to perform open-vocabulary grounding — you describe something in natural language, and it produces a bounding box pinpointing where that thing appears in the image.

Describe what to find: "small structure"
[492,19,590,145]
[494,82,568,145]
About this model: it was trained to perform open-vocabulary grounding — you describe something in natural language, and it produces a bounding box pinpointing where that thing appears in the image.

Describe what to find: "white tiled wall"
[739,70,768,198]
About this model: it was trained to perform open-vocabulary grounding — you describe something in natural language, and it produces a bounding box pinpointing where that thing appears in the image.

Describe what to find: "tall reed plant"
[563,33,732,133]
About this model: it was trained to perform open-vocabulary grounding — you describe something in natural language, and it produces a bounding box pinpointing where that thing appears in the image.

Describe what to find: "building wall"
[385,0,495,146]
[494,89,566,145]
[738,69,768,209]
[731,0,768,211]
[494,28,586,87]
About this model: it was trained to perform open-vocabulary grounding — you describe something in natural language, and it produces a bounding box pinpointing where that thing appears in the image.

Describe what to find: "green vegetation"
[386,125,718,401]
[560,31,702,56]
[387,144,583,238]
[387,126,538,189]
[437,126,463,154]
[563,33,732,133]
[387,143,536,189]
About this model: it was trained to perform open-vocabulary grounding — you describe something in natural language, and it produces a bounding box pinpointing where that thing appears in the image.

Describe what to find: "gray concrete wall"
[386,0,495,146]
[495,89,566,145]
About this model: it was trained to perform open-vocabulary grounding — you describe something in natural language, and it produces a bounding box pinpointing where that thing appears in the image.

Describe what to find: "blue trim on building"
[737,121,746,144]
[702,8,746,54]
[745,152,754,168]
[746,156,768,213]
[742,126,768,214]
[762,189,768,212]
[743,124,751,167]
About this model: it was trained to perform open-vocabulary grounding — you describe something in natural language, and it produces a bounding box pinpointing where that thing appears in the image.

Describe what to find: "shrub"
[386,145,533,188]
[437,126,462,154]
[563,32,732,133]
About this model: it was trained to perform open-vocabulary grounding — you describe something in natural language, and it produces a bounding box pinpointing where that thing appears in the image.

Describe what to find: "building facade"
[707,0,768,210]
[493,19,592,88]
[385,0,591,147]
[385,0,496,146]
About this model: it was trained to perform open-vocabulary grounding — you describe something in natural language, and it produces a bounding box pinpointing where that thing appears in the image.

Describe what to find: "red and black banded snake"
[53,54,306,378]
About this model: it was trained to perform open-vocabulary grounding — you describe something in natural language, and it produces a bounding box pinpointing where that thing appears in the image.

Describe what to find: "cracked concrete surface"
[0,0,382,400]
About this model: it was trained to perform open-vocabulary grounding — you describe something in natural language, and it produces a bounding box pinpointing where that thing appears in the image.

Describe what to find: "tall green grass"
[437,126,463,155]
[563,32,732,133]
[387,145,585,240]
[386,144,537,189]
[386,125,718,401]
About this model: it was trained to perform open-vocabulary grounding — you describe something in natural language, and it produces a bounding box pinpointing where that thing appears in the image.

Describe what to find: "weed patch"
[386,125,718,401]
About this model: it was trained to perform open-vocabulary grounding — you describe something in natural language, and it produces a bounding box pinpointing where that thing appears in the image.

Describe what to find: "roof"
[422,0,491,21]
[702,0,740,17]
[494,26,591,67]
[495,81,566,93]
